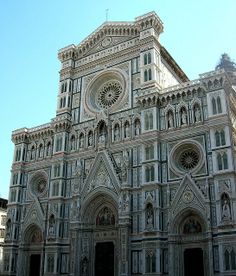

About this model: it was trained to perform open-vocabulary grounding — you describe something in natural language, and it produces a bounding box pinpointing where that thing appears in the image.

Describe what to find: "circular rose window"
[179,149,199,170]
[84,68,127,115]
[97,80,122,108]
[169,140,204,175]
[30,172,48,196]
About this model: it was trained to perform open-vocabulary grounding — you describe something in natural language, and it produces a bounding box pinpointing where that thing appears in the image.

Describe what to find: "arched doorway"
[79,193,118,276]
[23,224,44,276]
[169,210,211,276]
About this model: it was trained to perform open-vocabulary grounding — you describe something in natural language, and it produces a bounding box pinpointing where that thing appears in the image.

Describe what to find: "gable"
[170,174,207,220]
[81,150,121,199]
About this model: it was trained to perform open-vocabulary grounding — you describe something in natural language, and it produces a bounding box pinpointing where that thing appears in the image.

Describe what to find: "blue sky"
[1,0,236,198]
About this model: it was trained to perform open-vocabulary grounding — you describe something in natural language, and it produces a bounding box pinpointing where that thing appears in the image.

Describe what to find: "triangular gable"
[76,22,139,57]
[81,150,120,199]
[22,196,45,232]
[170,174,207,219]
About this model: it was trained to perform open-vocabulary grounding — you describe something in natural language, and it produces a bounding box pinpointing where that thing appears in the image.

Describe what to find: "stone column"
[118,217,130,276]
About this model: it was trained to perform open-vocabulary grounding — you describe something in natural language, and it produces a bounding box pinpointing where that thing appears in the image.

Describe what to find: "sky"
[0,0,236,199]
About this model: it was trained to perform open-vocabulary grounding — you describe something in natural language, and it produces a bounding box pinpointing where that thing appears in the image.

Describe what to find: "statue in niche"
[74,159,83,178]
[167,112,174,128]
[146,204,154,229]
[81,257,88,276]
[88,132,93,146]
[181,109,187,125]
[221,194,231,220]
[123,192,129,212]
[134,120,141,136]
[194,105,201,122]
[124,123,130,138]
[5,219,11,239]
[79,135,84,148]
[121,151,129,182]
[114,125,120,141]
[99,129,106,144]
[183,218,202,234]
[48,214,55,236]
[96,207,115,226]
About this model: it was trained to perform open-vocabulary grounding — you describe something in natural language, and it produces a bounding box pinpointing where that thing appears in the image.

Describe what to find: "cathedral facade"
[3,11,236,276]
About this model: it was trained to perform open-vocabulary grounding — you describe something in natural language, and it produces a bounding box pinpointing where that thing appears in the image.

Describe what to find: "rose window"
[179,150,199,170]
[169,140,204,175]
[97,80,122,108]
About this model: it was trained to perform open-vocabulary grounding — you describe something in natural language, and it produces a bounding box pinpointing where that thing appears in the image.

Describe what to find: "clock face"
[182,191,194,203]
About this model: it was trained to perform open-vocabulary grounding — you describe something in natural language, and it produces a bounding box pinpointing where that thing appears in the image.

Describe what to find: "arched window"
[215,130,226,147]
[221,130,226,145]
[46,142,51,156]
[144,53,148,65]
[223,152,228,169]
[30,146,35,160]
[145,145,154,160]
[69,81,72,92]
[148,52,151,64]
[144,111,153,130]
[61,83,64,93]
[231,250,236,270]
[149,112,153,129]
[145,113,149,130]
[47,254,55,273]
[146,251,156,273]
[217,96,222,113]
[215,131,220,146]
[224,248,236,270]
[145,166,155,182]
[38,144,43,158]
[52,182,59,196]
[55,137,63,152]
[212,98,217,114]
[225,250,230,270]
[148,68,152,81]
[217,153,223,170]
[144,70,148,82]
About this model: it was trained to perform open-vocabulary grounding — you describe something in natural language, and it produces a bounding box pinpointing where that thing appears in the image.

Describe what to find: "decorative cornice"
[12,124,53,144]
[58,11,164,63]
[136,69,226,107]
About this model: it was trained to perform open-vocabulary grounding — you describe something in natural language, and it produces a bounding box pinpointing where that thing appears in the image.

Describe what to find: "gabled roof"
[58,11,163,61]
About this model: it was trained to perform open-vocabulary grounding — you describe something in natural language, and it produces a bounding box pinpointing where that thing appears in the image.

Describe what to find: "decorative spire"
[215,53,236,72]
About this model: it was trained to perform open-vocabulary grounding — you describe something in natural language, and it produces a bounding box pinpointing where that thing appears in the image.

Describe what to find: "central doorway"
[29,254,41,276]
[184,248,204,276]
[95,242,114,276]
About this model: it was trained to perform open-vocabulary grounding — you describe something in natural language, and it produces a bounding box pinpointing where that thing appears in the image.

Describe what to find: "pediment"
[22,196,44,232]
[81,150,120,199]
[170,174,207,218]
[76,22,139,57]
